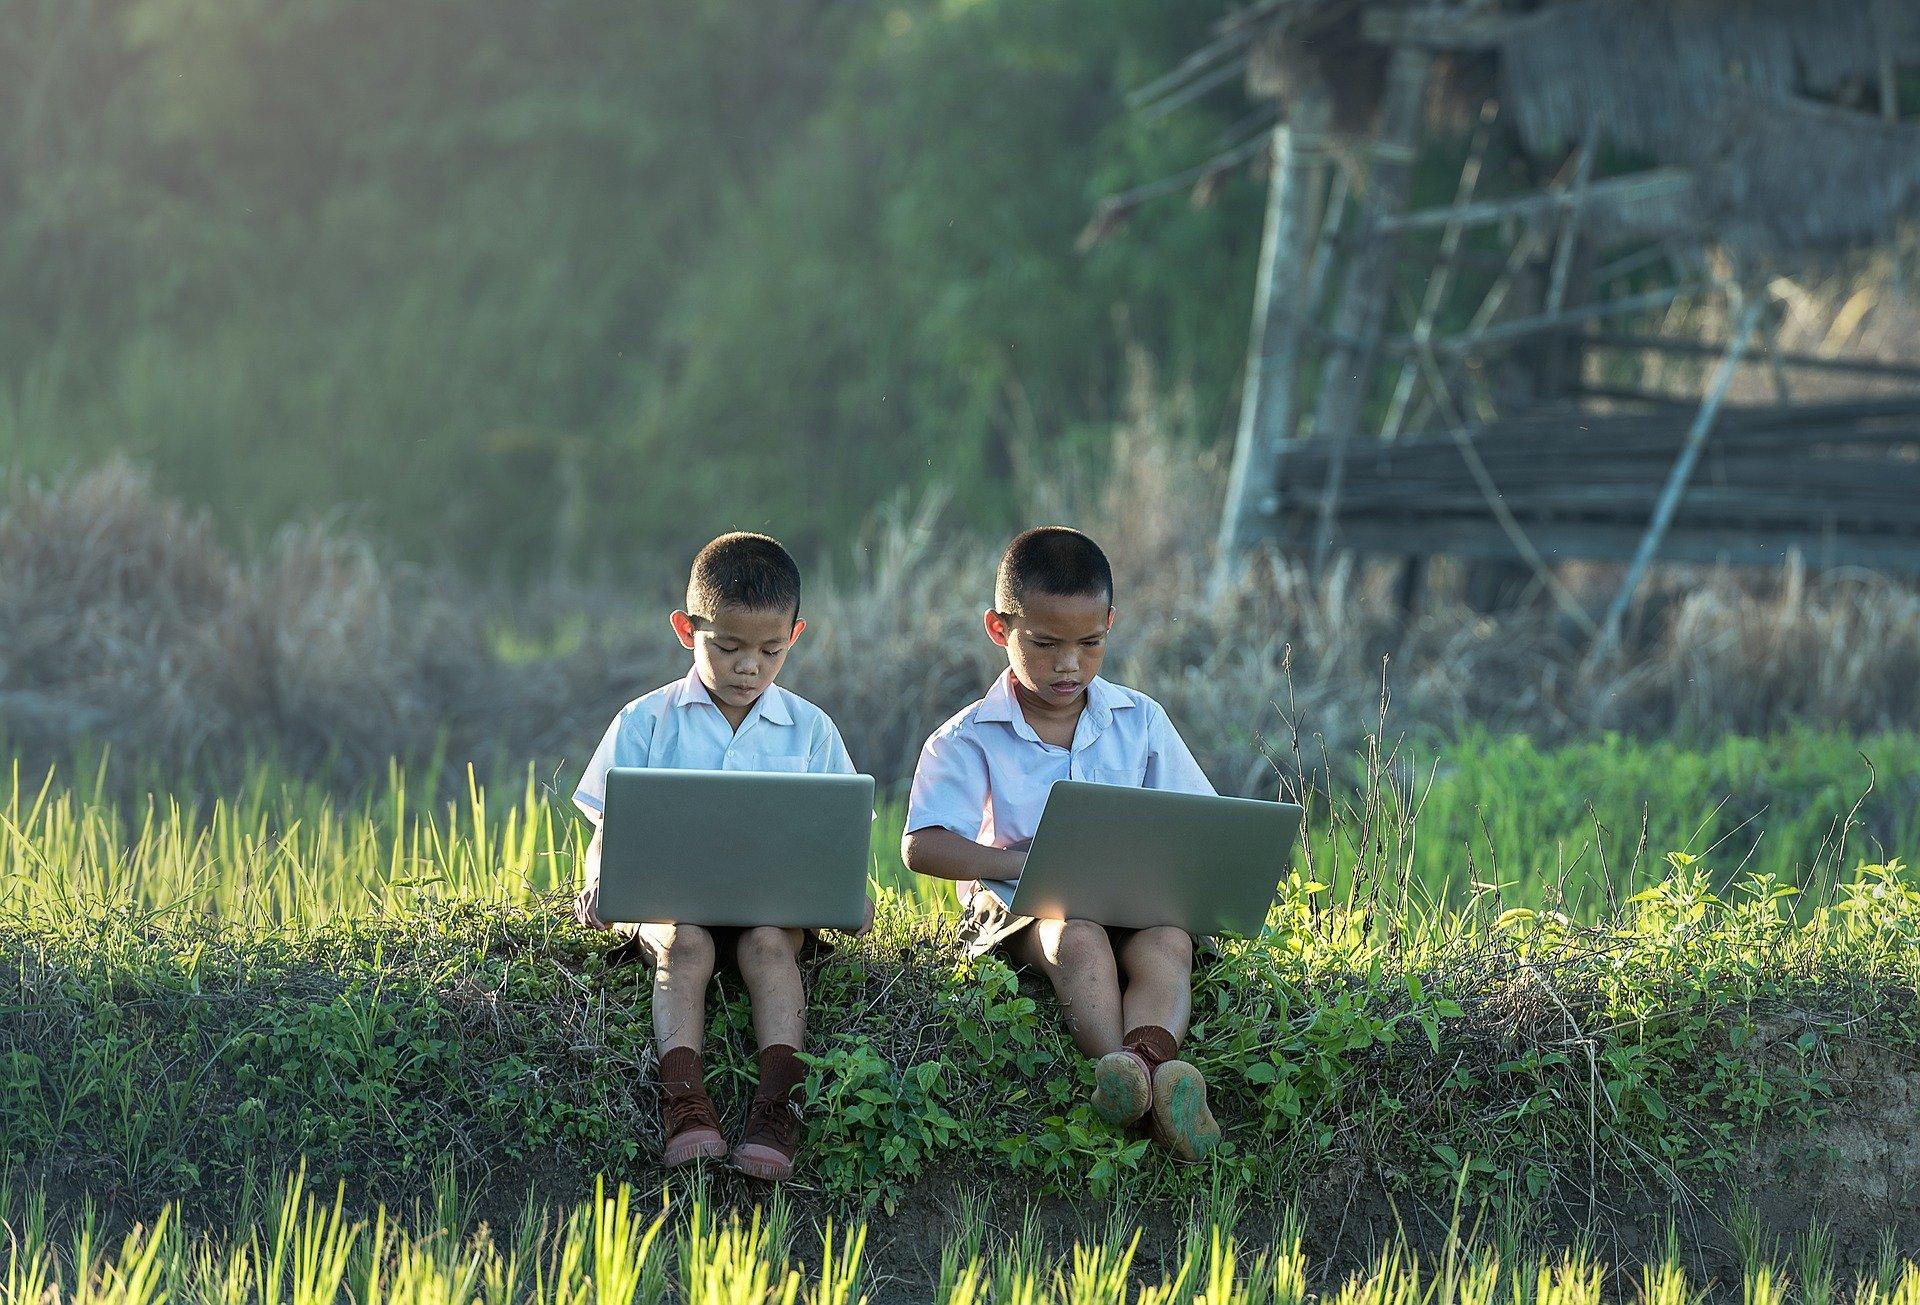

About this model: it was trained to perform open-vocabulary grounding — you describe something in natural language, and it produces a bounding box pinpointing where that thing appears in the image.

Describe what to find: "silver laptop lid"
[599,768,873,930]
[1009,781,1302,936]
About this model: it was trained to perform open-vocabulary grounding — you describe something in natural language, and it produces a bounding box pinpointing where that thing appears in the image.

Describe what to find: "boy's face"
[670,603,805,715]
[985,589,1114,709]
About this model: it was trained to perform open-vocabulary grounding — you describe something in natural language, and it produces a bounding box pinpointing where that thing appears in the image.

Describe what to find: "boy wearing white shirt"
[573,532,865,1182]
[901,527,1221,1161]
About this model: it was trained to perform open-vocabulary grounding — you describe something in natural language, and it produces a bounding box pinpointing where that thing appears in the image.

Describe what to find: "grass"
[6,727,1914,927]
[6,744,1920,1222]
[9,1169,1920,1304]
[6,739,1920,1285]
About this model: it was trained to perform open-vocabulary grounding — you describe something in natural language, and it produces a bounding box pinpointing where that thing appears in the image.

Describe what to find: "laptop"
[598,768,874,930]
[1005,781,1304,937]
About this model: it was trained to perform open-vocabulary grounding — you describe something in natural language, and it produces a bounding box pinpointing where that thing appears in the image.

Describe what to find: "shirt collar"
[977,669,1132,744]
[675,666,794,727]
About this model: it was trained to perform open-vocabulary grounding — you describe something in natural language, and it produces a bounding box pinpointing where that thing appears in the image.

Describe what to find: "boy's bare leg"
[1118,926,1217,1161]
[639,922,715,1052]
[1118,926,1194,1041]
[637,922,725,1166]
[734,926,808,1050]
[1010,918,1125,1057]
[732,926,809,1181]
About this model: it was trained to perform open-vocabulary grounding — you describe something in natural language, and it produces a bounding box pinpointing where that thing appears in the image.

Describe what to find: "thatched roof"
[1223,0,1920,254]
[1498,0,1920,249]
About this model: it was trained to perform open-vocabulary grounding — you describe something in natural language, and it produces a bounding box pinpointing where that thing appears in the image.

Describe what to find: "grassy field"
[7,728,1912,925]
[12,1170,1920,1305]
[7,734,1920,1297]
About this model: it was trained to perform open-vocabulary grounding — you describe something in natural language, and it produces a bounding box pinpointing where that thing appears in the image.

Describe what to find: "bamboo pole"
[1211,96,1333,598]
[1308,40,1435,575]
[1374,169,1694,235]
[1587,293,1767,665]
[1380,100,1496,444]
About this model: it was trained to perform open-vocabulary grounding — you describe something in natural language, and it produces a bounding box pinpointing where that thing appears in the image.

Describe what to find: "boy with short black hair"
[574,531,865,1181]
[901,526,1222,1160]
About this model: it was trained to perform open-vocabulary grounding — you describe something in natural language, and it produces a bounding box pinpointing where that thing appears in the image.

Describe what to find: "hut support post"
[1211,94,1332,598]
[1588,293,1766,663]
[1381,100,1496,443]
[1308,42,1435,574]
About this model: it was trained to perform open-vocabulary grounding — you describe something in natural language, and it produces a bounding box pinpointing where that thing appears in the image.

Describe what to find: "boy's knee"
[736,925,800,970]
[1048,918,1110,966]
[653,924,716,974]
[1134,926,1194,969]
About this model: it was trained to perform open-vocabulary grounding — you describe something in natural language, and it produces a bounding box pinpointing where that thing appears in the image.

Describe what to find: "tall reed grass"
[4,727,1912,928]
[7,1168,1917,1305]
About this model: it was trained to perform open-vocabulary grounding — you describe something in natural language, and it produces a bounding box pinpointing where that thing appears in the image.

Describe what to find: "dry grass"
[6,425,1920,796]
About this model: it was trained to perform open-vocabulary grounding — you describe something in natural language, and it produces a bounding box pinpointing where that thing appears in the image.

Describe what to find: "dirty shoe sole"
[662,1127,727,1167]
[1151,1060,1220,1161]
[730,1142,795,1181]
[1092,1050,1153,1126]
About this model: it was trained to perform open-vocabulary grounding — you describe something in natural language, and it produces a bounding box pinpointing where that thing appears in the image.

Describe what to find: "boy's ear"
[1106,607,1116,631]
[984,608,1011,648]
[789,616,807,643]
[670,610,698,650]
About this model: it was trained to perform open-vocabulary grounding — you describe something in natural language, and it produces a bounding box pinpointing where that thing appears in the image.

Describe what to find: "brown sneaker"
[1092,1049,1153,1126]
[1149,1060,1220,1162]
[660,1089,727,1166]
[731,1092,801,1181]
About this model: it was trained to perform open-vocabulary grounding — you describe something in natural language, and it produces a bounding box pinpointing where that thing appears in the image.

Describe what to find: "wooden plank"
[1383,286,1696,358]
[1253,515,1920,574]
[1374,169,1694,236]
[1359,7,1531,49]
[1585,332,1920,381]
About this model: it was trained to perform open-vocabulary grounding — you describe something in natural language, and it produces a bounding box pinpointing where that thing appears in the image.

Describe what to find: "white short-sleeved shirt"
[573,667,856,821]
[905,670,1214,907]
[571,668,857,900]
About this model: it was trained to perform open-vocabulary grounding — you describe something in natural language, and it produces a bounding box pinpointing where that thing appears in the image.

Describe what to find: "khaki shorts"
[953,890,1216,967]
[576,879,830,969]
[601,922,831,970]
[954,891,1155,963]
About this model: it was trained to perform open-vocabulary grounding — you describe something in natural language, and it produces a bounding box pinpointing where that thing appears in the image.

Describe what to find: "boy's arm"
[1144,702,1216,796]
[572,708,633,824]
[809,717,858,776]
[901,826,1026,883]
[900,722,1023,880]
[570,705,650,930]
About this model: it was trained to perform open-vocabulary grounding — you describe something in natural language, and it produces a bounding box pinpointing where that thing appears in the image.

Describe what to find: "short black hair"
[995,526,1113,614]
[687,532,801,620]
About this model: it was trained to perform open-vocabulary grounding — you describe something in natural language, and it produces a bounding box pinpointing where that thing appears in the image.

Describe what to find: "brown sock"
[754,1044,806,1102]
[1123,1025,1180,1075]
[659,1046,706,1098]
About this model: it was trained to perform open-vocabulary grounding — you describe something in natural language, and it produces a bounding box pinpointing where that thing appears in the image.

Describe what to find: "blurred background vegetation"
[0,0,1263,579]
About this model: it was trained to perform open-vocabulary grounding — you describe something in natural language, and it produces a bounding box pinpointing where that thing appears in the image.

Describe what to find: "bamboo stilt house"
[1111,0,1920,646]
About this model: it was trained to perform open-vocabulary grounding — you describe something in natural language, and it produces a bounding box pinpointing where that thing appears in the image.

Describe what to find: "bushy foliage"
[0,0,1257,572]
